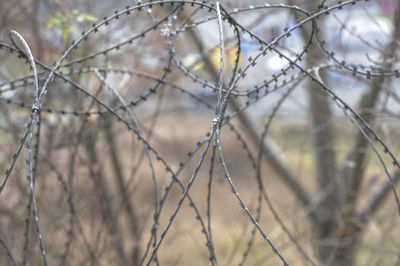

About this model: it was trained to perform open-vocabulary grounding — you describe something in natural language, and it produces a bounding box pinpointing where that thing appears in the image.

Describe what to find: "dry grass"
[1,114,399,265]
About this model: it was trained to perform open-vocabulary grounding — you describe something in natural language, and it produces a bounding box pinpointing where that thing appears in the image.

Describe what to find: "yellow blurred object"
[210,42,242,71]
[182,54,204,71]
[183,42,242,72]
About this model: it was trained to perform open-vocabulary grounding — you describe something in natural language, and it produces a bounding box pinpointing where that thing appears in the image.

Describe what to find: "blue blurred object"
[240,40,259,54]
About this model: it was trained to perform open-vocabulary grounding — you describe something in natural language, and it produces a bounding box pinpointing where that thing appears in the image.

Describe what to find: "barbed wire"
[0,0,399,265]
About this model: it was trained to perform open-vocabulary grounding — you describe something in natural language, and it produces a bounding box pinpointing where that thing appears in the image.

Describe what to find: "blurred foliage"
[46,10,97,42]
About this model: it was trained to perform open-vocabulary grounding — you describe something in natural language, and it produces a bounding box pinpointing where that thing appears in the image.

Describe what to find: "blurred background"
[0,0,399,265]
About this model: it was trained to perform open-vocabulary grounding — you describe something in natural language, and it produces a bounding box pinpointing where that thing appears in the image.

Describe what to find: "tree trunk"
[306,35,339,266]
[103,118,141,266]
[291,2,339,261]
[330,1,400,264]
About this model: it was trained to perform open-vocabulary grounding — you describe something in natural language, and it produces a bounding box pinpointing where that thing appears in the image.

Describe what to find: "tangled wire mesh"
[0,0,399,265]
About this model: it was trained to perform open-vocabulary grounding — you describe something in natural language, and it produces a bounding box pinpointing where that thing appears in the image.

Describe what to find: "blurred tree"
[0,1,399,266]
